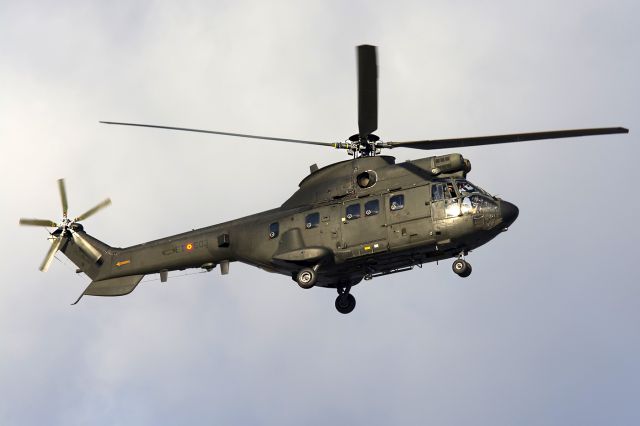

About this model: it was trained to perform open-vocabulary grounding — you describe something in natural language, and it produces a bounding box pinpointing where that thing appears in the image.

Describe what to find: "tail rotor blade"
[74,198,112,222]
[357,45,378,139]
[58,179,68,217]
[71,231,102,262]
[40,237,63,272]
[20,218,58,227]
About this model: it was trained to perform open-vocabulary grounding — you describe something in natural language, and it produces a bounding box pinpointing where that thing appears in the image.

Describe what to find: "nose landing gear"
[335,286,356,314]
[452,257,472,278]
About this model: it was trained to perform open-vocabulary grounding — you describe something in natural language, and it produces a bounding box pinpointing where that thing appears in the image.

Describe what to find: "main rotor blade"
[357,45,378,139]
[19,218,58,227]
[40,237,63,272]
[386,127,629,150]
[100,121,333,147]
[71,231,102,262]
[58,178,68,217]
[74,198,112,222]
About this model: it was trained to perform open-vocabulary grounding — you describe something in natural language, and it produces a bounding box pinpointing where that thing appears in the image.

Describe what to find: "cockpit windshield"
[457,179,497,216]
[455,179,490,197]
[461,194,499,216]
[432,179,497,218]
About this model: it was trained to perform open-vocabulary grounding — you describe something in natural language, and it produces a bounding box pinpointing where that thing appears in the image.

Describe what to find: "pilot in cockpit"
[446,183,457,198]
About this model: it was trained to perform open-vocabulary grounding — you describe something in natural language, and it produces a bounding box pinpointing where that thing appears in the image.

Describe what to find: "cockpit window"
[346,203,361,220]
[389,194,404,211]
[456,180,490,196]
[445,199,461,218]
[364,199,380,216]
[431,184,444,201]
[305,212,320,229]
[445,182,457,199]
[461,194,499,215]
[461,197,474,215]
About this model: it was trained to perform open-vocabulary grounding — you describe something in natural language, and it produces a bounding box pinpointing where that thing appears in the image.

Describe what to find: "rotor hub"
[343,134,385,157]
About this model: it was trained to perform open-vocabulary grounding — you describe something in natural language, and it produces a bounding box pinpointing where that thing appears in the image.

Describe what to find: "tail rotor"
[19,178,111,271]
[39,236,63,273]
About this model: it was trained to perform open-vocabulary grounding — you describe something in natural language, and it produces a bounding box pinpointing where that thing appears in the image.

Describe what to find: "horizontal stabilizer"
[72,274,144,305]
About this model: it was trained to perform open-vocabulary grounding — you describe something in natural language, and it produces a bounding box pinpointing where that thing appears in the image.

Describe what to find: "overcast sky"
[1,1,639,424]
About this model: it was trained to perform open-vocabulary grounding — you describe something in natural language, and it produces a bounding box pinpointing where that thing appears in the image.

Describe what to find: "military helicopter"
[20,45,627,313]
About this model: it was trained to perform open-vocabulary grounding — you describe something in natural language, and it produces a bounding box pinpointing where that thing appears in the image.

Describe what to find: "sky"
[1,0,639,424]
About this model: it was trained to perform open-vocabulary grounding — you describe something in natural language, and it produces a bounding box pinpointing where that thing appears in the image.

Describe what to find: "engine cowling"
[430,154,471,176]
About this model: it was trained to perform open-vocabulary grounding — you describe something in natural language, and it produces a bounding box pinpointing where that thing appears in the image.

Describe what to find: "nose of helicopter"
[500,200,519,228]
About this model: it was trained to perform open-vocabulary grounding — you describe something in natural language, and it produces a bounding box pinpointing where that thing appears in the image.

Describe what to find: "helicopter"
[20,45,628,314]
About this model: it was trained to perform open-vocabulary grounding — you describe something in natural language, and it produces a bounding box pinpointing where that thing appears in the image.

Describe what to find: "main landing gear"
[296,267,318,289]
[295,266,357,314]
[335,286,356,314]
[452,256,472,278]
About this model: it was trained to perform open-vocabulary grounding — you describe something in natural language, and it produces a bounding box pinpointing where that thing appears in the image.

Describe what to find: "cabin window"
[364,199,380,216]
[305,212,320,229]
[346,203,361,220]
[268,222,279,239]
[431,184,444,201]
[389,194,404,211]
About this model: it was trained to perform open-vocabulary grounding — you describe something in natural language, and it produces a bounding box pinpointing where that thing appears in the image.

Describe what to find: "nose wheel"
[335,286,356,314]
[452,258,472,277]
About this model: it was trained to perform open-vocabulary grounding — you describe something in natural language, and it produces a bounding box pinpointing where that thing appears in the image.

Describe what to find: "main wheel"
[460,263,472,278]
[296,267,317,289]
[335,293,356,314]
[452,259,471,277]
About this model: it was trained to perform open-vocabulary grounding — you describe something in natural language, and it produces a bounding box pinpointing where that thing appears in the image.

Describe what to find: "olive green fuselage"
[66,154,517,289]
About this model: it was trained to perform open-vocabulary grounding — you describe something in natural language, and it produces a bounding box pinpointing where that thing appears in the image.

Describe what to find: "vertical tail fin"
[18,178,143,304]
[60,231,114,280]
[63,232,147,305]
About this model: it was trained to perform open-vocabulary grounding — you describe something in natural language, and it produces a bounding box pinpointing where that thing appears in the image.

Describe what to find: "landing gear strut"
[452,257,472,278]
[335,286,356,314]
